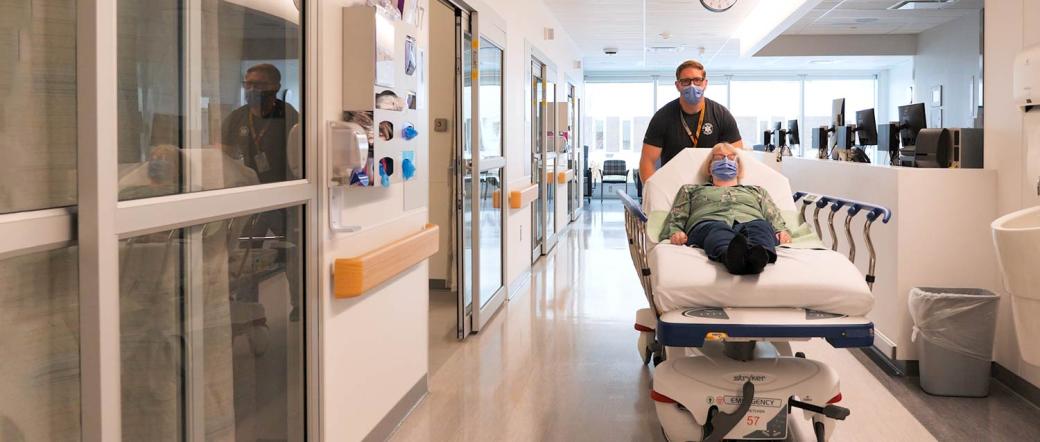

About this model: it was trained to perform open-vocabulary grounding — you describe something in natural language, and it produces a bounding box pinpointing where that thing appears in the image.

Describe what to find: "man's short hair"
[246,63,282,84]
[675,60,706,80]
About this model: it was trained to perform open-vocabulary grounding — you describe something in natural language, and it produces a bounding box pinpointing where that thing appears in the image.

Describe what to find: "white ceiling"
[786,0,982,35]
[544,0,982,73]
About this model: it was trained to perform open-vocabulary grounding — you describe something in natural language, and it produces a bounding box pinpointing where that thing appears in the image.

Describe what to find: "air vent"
[888,0,958,10]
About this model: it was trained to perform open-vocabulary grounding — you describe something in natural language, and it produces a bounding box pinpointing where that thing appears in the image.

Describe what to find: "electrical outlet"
[434,118,450,132]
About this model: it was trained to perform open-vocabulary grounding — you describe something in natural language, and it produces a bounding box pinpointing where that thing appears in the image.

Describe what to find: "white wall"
[984,0,1040,388]
[913,12,982,129]
[316,1,431,440]
[473,0,584,287]
[881,59,913,124]
[427,0,455,283]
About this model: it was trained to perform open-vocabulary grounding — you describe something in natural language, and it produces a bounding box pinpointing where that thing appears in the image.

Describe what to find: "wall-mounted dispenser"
[1013,44,1040,111]
[329,121,369,187]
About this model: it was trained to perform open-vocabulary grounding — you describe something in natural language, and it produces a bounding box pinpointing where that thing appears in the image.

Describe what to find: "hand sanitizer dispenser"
[329,121,369,187]
[1013,45,1040,111]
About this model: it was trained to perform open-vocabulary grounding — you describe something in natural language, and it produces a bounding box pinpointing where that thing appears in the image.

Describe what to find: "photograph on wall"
[343,111,376,187]
[404,36,417,76]
[372,0,402,19]
[404,0,421,26]
[376,89,405,111]
[416,49,426,109]
[375,13,395,87]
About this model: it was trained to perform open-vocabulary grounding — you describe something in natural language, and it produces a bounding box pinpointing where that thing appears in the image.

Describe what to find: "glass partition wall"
[585,74,878,161]
[0,1,317,440]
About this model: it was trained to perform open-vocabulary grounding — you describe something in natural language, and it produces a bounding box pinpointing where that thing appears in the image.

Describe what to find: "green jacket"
[660,184,788,241]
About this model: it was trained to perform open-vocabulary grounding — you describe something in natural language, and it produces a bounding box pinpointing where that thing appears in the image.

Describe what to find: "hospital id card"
[714,395,788,440]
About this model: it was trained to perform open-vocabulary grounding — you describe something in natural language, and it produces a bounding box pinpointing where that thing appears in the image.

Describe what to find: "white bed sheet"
[649,244,874,316]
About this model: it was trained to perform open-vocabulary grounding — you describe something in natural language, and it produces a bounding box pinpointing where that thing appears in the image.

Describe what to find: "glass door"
[542,67,558,255]
[456,8,474,338]
[456,9,506,336]
[473,35,506,331]
[530,59,545,263]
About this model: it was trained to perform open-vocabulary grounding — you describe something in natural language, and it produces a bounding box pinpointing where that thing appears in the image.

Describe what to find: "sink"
[992,205,1040,366]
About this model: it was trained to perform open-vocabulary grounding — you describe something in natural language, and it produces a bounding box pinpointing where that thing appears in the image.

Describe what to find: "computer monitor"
[854,109,877,146]
[897,103,927,147]
[787,119,800,145]
[832,98,846,128]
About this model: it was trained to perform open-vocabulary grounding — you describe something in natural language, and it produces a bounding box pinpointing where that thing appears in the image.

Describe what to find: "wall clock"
[700,0,737,13]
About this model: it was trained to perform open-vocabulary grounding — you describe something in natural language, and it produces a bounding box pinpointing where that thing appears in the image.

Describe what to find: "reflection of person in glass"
[222,63,300,183]
[222,64,301,322]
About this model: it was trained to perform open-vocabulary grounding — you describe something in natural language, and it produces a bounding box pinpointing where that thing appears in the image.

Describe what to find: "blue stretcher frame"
[617,189,891,349]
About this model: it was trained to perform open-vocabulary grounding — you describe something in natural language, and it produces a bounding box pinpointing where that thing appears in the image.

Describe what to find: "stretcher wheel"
[638,331,654,365]
[655,401,704,441]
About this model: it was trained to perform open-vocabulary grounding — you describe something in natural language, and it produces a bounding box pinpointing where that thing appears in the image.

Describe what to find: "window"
[804,78,877,132]
[0,247,80,440]
[478,39,503,158]
[120,206,304,441]
[0,0,77,214]
[117,0,303,200]
[585,81,652,167]
[730,80,801,146]
[594,120,604,150]
[622,120,632,150]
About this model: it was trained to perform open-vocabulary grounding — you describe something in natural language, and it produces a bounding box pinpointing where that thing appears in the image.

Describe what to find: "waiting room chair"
[601,159,629,200]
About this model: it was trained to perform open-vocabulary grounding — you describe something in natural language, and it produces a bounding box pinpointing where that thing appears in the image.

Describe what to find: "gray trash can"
[908,287,999,397]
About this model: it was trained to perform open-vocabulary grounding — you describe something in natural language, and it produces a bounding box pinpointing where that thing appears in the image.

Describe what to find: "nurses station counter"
[750,152,1000,365]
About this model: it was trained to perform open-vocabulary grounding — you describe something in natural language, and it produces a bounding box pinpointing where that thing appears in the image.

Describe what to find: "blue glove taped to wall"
[378,162,390,187]
[402,158,416,180]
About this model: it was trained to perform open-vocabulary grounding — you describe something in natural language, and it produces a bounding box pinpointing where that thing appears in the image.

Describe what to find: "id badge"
[254,152,271,173]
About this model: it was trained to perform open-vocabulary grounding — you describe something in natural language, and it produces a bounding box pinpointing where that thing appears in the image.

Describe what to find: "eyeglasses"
[712,153,737,161]
[677,77,706,87]
[242,81,276,89]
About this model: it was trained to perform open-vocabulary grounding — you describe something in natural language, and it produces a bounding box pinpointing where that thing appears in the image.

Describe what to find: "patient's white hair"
[700,142,745,182]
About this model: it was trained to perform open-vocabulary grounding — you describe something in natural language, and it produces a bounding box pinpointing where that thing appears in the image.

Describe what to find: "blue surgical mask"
[681,85,704,105]
[710,157,738,181]
[148,158,172,183]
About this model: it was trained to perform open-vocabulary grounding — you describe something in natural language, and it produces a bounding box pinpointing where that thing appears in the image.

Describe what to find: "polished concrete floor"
[394,199,1040,441]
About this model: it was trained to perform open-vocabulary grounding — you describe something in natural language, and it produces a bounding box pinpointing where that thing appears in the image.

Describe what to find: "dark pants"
[688,219,778,262]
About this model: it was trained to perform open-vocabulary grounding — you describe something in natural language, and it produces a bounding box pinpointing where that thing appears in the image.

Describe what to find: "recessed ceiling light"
[647,45,686,54]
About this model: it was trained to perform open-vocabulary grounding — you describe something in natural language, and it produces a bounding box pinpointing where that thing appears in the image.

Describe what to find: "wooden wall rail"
[557,169,574,184]
[334,224,440,298]
[510,183,539,209]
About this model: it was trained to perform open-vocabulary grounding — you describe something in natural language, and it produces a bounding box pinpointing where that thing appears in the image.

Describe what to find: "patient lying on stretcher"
[660,143,792,275]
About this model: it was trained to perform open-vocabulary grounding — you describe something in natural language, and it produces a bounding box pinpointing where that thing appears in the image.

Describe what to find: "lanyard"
[247,111,272,149]
[679,107,706,147]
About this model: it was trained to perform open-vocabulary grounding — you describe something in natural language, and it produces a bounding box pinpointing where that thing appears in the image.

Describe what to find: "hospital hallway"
[395,200,1040,442]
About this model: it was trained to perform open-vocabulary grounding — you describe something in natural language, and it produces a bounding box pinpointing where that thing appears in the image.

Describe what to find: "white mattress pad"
[649,244,874,316]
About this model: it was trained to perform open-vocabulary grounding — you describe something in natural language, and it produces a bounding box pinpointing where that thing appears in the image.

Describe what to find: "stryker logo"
[732,374,767,383]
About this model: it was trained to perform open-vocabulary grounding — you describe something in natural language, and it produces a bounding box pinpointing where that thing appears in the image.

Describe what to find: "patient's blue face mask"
[681,85,705,105]
[710,157,738,181]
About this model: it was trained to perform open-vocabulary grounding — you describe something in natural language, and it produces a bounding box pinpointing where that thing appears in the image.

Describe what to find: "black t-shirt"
[643,97,741,166]
[222,100,300,183]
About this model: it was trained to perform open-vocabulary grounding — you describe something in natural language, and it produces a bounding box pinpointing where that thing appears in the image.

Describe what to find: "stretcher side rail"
[792,192,892,290]
[618,190,658,317]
